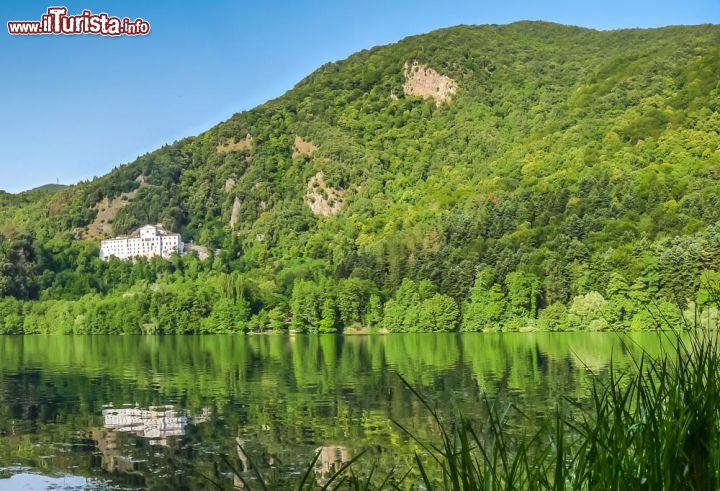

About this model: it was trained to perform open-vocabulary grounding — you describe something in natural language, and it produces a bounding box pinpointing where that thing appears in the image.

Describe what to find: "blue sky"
[1,0,718,193]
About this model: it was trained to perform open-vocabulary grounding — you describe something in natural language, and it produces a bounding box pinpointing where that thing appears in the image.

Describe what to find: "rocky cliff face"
[305,172,345,217]
[402,61,458,106]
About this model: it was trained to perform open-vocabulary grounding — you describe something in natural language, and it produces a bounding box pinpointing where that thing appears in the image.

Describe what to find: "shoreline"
[0,328,674,336]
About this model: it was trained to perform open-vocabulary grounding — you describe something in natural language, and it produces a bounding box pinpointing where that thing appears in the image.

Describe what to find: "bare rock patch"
[305,171,345,217]
[83,175,148,239]
[185,243,211,260]
[402,62,457,106]
[217,134,252,154]
[230,196,242,229]
[292,136,318,158]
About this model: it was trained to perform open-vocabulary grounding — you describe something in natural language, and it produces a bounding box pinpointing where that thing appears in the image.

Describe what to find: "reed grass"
[209,310,720,490]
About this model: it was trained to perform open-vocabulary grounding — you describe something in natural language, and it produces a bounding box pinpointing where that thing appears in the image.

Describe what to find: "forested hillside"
[1,21,720,334]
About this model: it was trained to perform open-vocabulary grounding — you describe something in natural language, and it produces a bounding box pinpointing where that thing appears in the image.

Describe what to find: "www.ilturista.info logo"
[7,7,150,36]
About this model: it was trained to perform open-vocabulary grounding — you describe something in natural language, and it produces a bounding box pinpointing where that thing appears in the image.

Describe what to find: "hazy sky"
[1,0,718,193]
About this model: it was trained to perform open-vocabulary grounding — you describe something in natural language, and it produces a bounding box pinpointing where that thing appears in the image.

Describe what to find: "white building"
[99,224,184,261]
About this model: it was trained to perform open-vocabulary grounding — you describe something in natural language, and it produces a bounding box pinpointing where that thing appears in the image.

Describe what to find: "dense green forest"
[1,21,719,334]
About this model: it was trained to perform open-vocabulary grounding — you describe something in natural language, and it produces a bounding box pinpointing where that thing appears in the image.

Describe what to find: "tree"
[462,269,507,331]
[365,294,383,328]
[603,272,636,330]
[336,278,369,327]
[383,299,405,332]
[537,302,569,331]
[568,291,608,331]
[204,297,249,333]
[381,278,425,332]
[319,296,337,333]
[418,294,460,332]
[505,271,541,319]
[291,280,320,332]
[267,307,286,331]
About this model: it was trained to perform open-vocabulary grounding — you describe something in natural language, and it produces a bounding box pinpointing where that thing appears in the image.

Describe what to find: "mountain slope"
[1,21,720,333]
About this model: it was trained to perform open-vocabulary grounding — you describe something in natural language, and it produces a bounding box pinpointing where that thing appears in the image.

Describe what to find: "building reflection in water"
[91,405,210,474]
[315,446,351,486]
[91,428,136,474]
[103,406,186,446]
[234,438,249,489]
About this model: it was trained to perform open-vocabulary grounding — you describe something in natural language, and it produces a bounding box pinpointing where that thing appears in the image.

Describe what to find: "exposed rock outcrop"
[185,243,211,260]
[305,172,345,217]
[84,175,148,239]
[230,196,242,228]
[292,135,318,158]
[402,62,457,106]
[217,134,252,154]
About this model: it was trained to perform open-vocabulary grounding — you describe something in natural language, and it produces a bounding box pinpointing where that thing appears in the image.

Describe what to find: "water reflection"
[0,471,90,489]
[231,438,352,488]
[233,437,281,489]
[101,406,210,445]
[92,428,137,474]
[315,446,351,486]
[89,405,211,476]
[0,332,670,488]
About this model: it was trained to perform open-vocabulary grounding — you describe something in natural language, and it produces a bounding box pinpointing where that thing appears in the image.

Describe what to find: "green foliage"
[319,295,337,333]
[203,298,250,333]
[417,293,460,332]
[291,280,320,332]
[536,302,569,331]
[568,291,609,331]
[462,269,507,331]
[505,270,541,319]
[2,23,720,333]
[385,329,720,490]
[383,279,438,332]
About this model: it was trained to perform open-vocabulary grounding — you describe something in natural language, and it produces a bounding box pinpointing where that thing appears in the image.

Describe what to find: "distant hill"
[0,184,66,196]
[1,21,719,333]
[23,184,68,194]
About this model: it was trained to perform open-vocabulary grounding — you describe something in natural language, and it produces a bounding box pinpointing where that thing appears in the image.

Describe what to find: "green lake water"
[0,332,671,489]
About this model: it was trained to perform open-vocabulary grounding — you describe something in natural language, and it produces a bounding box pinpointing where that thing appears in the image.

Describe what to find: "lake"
[0,332,670,489]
